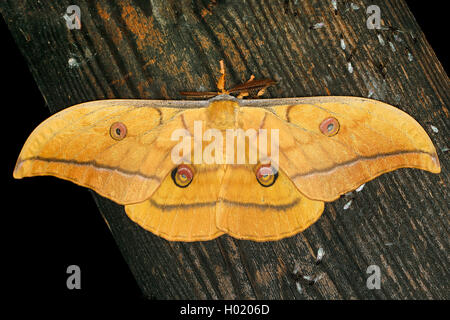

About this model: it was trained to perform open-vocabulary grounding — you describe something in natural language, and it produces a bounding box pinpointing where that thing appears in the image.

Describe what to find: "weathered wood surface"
[3,0,448,299]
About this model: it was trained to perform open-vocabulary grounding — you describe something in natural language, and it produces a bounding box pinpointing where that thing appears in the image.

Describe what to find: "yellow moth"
[14,62,440,241]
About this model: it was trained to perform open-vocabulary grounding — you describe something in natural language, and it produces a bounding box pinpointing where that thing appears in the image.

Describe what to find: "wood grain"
[2,0,448,299]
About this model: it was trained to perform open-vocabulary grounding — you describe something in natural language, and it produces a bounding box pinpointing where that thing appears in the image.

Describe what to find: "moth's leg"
[246,75,256,82]
[236,75,255,98]
[256,85,269,97]
[236,92,249,99]
[243,75,271,97]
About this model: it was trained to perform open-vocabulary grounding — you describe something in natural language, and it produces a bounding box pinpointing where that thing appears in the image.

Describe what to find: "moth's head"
[207,95,240,129]
[209,93,237,101]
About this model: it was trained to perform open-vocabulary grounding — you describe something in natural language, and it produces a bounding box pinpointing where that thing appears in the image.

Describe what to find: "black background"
[2,1,447,304]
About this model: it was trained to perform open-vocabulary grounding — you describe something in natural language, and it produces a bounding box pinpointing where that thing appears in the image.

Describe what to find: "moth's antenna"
[179,60,275,98]
[230,77,276,98]
[217,60,229,94]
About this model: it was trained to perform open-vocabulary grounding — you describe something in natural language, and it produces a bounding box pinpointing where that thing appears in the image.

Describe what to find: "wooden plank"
[3,0,448,299]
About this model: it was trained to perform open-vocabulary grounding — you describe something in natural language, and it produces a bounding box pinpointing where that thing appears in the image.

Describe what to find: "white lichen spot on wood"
[389,42,396,52]
[292,262,301,275]
[313,273,324,284]
[312,22,325,29]
[316,247,325,263]
[377,34,385,46]
[356,184,365,192]
[430,125,439,133]
[295,281,303,294]
[332,0,337,12]
[340,38,346,51]
[303,275,314,281]
[347,62,353,74]
[408,52,414,61]
[350,3,360,10]
[344,200,353,210]
[68,57,80,68]
[394,33,403,42]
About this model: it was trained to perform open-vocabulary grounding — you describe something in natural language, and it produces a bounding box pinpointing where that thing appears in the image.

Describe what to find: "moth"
[14,62,441,241]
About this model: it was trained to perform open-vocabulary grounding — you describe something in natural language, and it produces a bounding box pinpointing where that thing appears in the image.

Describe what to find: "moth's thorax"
[206,98,240,129]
